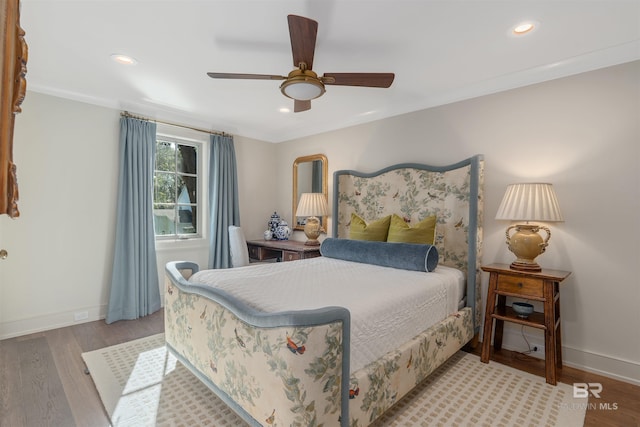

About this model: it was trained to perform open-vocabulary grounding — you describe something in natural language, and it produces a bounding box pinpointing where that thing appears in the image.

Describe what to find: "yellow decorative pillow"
[349,213,391,241]
[387,214,436,244]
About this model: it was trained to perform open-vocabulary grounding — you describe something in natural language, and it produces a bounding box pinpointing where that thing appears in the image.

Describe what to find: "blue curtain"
[208,134,240,269]
[106,117,161,324]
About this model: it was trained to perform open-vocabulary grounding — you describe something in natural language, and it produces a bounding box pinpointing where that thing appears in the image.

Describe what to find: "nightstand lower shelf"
[492,306,546,329]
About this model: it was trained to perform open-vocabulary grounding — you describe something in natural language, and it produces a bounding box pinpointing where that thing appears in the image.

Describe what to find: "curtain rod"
[120,111,231,137]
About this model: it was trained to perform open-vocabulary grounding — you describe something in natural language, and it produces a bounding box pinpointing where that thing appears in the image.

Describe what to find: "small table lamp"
[495,183,564,271]
[296,193,328,246]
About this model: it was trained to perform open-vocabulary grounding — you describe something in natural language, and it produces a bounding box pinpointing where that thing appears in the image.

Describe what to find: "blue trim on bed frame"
[331,154,483,333]
[165,261,353,426]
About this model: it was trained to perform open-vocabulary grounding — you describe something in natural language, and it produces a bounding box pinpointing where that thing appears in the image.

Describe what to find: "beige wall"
[0,92,276,338]
[1,61,637,385]
[0,93,120,334]
[275,61,640,384]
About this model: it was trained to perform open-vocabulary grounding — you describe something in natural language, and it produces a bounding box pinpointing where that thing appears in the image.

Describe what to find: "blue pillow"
[320,238,439,272]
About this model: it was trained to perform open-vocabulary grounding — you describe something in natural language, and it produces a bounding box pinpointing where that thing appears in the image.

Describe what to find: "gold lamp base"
[509,260,543,272]
[303,216,322,246]
[505,224,551,272]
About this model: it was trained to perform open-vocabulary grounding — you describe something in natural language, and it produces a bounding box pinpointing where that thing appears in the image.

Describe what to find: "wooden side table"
[247,239,321,262]
[480,263,571,385]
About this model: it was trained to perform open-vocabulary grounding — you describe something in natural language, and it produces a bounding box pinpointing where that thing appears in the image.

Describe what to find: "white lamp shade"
[296,193,328,217]
[495,183,564,222]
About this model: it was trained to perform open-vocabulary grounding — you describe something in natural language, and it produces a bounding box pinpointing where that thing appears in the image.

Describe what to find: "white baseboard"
[561,346,640,387]
[499,324,640,386]
[0,305,107,340]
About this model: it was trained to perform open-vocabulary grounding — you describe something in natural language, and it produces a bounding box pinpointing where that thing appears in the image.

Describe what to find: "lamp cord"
[514,299,538,359]
[519,325,534,354]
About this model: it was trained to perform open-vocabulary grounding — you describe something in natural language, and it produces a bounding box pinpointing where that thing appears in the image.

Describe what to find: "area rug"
[82,333,586,426]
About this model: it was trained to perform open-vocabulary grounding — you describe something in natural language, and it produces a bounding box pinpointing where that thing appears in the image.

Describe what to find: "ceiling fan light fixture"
[281,81,324,101]
[207,15,394,111]
[280,69,325,101]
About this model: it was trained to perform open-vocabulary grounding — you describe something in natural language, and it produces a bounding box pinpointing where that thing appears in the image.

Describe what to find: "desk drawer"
[248,246,279,261]
[248,245,261,260]
[304,251,321,260]
[282,250,301,262]
[496,275,543,298]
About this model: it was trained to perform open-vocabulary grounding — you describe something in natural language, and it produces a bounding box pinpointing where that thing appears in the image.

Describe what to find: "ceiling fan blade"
[294,99,311,113]
[207,72,286,80]
[288,15,318,70]
[322,73,395,88]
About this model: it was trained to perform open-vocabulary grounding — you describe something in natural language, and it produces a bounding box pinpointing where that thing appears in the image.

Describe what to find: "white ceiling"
[21,1,640,142]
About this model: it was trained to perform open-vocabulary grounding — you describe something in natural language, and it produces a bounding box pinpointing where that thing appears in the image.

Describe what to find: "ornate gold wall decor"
[1,0,27,217]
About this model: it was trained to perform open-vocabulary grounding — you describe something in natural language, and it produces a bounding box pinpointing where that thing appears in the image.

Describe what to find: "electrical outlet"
[74,311,89,321]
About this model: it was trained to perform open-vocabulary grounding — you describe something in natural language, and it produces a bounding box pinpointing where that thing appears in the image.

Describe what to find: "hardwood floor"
[471,346,640,427]
[0,311,164,427]
[1,311,638,426]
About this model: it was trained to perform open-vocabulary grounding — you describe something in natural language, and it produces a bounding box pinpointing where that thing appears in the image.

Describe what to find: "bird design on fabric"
[167,285,173,295]
[406,349,413,369]
[454,217,464,229]
[209,359,217,373]
[234,328,246,348]
[265,409,275,425]
[349,386,360,399]
[200,306,207,320]
[286,335,306,355]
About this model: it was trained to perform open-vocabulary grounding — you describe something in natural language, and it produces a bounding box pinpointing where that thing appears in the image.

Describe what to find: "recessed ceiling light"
[511,21,538,36]
[110,54,137,65]
[279,107,291,113]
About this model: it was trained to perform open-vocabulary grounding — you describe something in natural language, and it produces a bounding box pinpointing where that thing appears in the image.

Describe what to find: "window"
[153,138,200,238]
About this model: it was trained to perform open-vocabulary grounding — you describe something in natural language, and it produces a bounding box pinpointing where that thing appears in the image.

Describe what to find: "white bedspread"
[189,257,464,372]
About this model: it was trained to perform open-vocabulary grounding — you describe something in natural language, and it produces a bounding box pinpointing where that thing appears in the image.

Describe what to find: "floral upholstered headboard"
[331,155,484,331]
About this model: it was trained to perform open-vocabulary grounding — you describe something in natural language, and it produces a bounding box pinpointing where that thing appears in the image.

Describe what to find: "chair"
[228,225,251,268]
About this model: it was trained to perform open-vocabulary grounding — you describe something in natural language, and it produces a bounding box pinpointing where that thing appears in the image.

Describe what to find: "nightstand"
[480,263,571,385]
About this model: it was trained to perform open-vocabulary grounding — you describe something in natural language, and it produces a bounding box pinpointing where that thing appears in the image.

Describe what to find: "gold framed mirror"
[292,154,328,231]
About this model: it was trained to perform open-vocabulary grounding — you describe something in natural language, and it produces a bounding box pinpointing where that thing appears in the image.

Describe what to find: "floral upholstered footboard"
[348,307,473,426]
[165,261,351,427]
[165,261,473,427]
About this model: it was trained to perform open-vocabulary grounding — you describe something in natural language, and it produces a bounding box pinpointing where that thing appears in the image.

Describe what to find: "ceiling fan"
[207,15,395,113]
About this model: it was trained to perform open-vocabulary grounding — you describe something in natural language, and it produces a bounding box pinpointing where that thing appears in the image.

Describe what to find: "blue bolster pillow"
[320,238,439,272]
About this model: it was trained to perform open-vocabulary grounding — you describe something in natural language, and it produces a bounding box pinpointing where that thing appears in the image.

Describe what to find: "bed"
[164,155,484,426]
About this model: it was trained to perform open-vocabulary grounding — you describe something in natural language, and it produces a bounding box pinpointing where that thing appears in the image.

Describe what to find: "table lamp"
[495,183,564,271]
[296,193,328,246]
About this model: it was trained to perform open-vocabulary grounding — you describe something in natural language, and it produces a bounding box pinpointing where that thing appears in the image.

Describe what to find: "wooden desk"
[247,239,321,262]
[481,263,571,385]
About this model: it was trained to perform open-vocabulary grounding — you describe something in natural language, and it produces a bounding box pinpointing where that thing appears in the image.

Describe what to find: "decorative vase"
[268,212,281,235]
[274,220,291,240]
[263,230,273,240]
